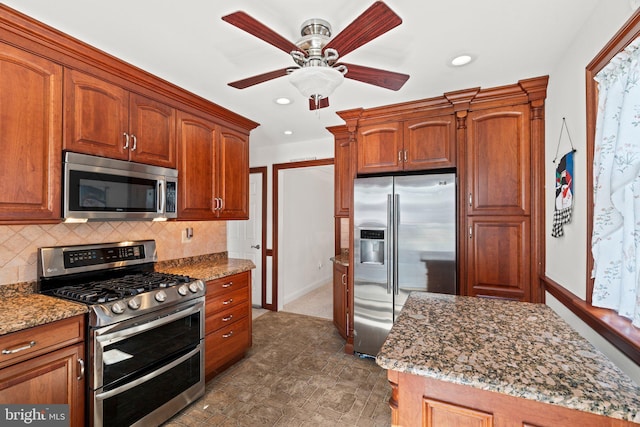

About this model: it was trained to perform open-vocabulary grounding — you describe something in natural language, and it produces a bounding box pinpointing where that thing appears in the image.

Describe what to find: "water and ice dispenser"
[359,229,385,265]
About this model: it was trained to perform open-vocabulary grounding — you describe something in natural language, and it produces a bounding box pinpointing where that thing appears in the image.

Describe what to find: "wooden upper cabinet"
[64,69,177,168]
[0,42,62,223]
[64,69,129,160]
[404,116,456,171]
[356,115,456,175]
[176,110,217,220]
[466,105,530,216]
[217,127,249,220]
[329,125,352,217]
[357,121,403,174]
[128,93,176,168]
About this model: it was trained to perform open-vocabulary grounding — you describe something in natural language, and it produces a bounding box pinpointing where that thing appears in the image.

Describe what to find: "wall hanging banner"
[552,150,574,237]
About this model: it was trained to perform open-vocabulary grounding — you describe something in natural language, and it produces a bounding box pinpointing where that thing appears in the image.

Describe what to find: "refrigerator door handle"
[393,193,400,296]
[387,194,393,294]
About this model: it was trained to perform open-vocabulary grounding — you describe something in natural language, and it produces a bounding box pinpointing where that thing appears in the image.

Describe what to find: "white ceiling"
[3,0,605,148]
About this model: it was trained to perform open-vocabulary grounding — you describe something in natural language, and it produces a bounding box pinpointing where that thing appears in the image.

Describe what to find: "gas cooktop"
[37,240,205,327]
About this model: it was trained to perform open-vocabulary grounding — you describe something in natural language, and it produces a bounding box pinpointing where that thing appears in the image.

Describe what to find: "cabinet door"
[217,127,249,219]
[129,93,176,168]
[0,343,85,427]
[466,216,530,301]
[334,132,352,217]
[356,122,403,174]
[404,116,456,170]
[63,69,129,160]
[0,43,62,222]
[424,398,493,427]
[466,105,530,216]
[176,110,217,219]
[333,263,348,339]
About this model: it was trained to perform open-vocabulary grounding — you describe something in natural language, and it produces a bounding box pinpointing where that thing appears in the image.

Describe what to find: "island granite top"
[376,292,640,422]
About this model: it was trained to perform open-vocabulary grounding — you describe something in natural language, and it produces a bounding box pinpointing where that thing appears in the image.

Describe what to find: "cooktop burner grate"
[51,271,193,304]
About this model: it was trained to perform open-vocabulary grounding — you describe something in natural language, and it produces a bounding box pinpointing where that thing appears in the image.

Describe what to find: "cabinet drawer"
[205,316,250,371]
[0,316,84,369]
[205,303,250,333]
[206,272,249,297]
[206,286,249,315]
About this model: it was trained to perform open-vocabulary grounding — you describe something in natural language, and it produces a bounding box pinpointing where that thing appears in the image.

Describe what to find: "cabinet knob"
[123,132,130,150]
[131,134,137,151]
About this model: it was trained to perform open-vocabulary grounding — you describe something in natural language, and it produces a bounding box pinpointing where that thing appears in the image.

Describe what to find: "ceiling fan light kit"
[289,65,345,107]
[222,1,409,110]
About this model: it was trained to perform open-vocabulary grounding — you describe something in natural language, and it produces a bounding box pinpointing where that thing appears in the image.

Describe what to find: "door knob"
[251,244,261,249]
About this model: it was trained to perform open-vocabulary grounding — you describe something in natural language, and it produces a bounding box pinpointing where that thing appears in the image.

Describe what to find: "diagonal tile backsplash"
[0,221,226,286]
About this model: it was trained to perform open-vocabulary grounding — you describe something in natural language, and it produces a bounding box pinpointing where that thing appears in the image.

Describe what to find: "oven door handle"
[95,299,204,344]
[94,344,202,401]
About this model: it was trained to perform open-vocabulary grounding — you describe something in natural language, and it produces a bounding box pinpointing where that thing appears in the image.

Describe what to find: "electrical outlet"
[182,227,193,243]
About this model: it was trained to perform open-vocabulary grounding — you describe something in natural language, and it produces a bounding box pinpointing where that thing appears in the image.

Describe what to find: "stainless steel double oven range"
[38,240,205,427]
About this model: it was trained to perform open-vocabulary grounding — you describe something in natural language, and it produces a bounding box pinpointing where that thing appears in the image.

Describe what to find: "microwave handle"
[157,180,165,213]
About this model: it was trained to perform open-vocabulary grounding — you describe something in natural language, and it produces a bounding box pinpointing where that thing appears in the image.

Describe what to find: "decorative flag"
[552,151,574,237]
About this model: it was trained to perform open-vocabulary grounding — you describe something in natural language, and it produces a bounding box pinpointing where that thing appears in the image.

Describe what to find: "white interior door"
[227,172,263,306]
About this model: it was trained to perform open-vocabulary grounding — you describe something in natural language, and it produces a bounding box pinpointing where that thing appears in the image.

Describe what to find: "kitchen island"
[377,292,640,426]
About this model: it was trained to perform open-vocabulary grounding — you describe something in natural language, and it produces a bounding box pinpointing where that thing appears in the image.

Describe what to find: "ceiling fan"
[222,1,410,110]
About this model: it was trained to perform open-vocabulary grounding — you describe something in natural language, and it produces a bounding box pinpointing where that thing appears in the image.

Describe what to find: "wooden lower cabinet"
[0,316,85,427]
[332,262,348,340]
[466,216,530,301]
[204,271,252,381]
[388,370,638,427]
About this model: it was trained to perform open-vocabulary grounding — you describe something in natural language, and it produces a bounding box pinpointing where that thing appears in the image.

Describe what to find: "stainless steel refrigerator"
[353,173,457,357]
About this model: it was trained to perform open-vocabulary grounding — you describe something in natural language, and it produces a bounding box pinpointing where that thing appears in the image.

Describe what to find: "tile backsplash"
[0,221,226,286]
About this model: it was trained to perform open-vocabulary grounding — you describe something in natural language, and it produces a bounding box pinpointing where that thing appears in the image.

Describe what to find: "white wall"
[279,166,334,306]
[249,137,334,307]
[545,0,640,382]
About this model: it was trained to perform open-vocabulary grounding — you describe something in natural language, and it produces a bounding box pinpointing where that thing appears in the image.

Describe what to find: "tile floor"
[163,310,391,426]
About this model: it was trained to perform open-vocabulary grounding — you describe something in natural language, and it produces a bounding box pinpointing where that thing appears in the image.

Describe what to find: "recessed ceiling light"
[284,130,293,135]
[275,97,292,105]
[450,54,473,67]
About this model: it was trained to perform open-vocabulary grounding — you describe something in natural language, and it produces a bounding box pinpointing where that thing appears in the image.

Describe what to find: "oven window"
[102,311,201,389]
[101,352,201,427]
[68,170,157,212]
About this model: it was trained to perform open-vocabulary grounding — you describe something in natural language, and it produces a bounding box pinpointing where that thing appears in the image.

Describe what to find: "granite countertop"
[330,252,349,267]
[157,256,255,282]
[0,254,254,337]
[376,292,640,423]
[0,293,88,336]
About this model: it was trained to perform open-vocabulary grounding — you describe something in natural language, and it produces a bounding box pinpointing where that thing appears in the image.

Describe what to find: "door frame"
[250,167,268,309]
[271,158,334,311]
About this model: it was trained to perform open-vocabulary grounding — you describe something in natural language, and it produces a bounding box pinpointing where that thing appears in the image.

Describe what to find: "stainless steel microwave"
[63,152,178,221]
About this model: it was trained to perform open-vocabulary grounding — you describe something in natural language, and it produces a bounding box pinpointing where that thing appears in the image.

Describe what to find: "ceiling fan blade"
[339,63,409,91]
[222,11,301,55]
[324,1,402,58]
[228,68,291,89]
[309,97,330,110]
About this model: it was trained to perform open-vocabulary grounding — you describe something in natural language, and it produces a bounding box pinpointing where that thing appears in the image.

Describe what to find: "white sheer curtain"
[591,37,640,328]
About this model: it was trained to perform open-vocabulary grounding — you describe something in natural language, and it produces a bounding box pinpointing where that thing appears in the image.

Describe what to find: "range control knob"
[155,290,167,302]
[188,281,204,293]
[178,285,189,296]
[111,301,126,314]
[128,297,141,310]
